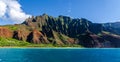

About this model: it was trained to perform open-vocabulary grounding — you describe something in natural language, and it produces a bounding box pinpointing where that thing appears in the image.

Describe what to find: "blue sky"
[1,0,120,25]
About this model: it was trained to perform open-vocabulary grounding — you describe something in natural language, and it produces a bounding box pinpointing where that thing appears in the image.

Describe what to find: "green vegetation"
[53,44,83,47]
[59,34,69,41]
[0,37,83,47]
[3,25,19,31]
[0,37,30,47]
[22,44,83,47]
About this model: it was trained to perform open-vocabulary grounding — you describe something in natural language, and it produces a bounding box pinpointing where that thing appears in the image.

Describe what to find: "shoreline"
[0,47,118,49]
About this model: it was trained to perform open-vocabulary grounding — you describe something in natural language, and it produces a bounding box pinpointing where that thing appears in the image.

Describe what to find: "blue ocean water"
[0,48,119,62]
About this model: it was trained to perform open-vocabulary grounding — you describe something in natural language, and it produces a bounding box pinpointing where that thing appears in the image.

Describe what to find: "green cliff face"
[1,14,120,48]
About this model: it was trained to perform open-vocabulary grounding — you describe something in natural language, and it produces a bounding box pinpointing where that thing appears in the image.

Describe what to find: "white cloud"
[0,1,7,17]
[0,0,31,24]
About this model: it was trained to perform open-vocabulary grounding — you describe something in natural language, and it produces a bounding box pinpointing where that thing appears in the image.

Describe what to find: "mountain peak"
[1,14,120,47]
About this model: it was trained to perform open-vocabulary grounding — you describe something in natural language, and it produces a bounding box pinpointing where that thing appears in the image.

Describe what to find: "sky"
[1,0,120,25]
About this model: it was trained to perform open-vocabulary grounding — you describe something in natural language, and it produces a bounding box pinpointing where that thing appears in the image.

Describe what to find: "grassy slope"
[0,25,83,47]
[0,37,83,47]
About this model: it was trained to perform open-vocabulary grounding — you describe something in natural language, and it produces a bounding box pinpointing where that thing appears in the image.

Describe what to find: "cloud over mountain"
[0,0,31,24]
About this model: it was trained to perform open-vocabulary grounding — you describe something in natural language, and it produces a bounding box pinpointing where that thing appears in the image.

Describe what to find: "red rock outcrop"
[67,38,76,44]
[13,30,29,41]
[0,27,13,38]
[27,29,49,44]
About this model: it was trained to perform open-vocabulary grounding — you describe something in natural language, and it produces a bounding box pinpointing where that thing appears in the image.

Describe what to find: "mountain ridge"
[0,14,120,48]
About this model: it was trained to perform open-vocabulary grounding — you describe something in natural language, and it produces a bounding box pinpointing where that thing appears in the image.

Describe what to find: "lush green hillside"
[1,14,120,48]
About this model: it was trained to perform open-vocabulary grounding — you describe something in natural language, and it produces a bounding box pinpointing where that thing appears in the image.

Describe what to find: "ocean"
[0,48,119,62]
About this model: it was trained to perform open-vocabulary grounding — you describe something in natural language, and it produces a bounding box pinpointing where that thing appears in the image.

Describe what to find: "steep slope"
[27,29,49,44]
[101,32,120,47]
[1,14,120,47]
[23,14,103,37]
[21,14,107,47]
[0,27,13,38]
[103,22,120,35]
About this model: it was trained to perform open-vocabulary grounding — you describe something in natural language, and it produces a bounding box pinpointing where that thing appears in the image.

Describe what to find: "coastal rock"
[101,33,120,47]
[13,30,29,41]
[78,32,106,48]
[1,14,120,47]
[27,29,49,44]
[0,27,13,38]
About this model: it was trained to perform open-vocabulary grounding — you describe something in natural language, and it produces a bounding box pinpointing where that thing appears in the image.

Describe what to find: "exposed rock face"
[78,33,97,48]
[13,28,50,44]
[77,32,111,48]
[13,30,29,41]
[103,22,120,35]
[49,31,77,45]
[21,14,105,47]
[89,34,112,48]
[0,27,13,38]
[67,38,77,44]
[101,33,120,47]
[27,29,49,44]
[1,14,120,47]
[23,14,103,38]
